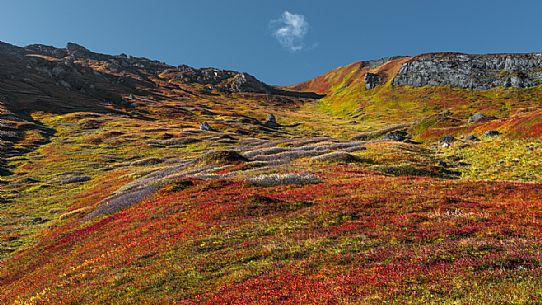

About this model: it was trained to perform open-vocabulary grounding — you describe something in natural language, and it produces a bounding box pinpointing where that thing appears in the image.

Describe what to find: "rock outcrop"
[159,65,271,93]
[0,40,323,117]
[364,73,381,90]
[393,53,542,90]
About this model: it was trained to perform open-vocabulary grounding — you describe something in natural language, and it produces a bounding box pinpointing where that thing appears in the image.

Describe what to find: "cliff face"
[392,53,542,90]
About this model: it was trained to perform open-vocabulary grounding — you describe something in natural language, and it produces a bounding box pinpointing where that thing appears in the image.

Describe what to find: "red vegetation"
[1,168,541,303]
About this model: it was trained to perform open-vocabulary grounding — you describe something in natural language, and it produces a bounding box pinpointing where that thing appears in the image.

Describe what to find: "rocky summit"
[159,65,272,93]
[1,41,542,305]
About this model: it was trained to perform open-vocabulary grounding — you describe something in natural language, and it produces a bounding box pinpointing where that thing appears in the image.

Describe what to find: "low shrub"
[197,150,248,165]
[131,158,165,166]
[310,151,368,164]
[160,179,195,193]
[372,164,444,178]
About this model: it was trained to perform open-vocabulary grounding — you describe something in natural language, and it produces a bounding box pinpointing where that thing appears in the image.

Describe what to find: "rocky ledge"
[392,53,542,90]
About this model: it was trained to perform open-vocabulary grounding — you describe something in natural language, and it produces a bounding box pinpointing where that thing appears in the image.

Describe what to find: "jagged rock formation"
[393,53,542,90]
[159,65,271,93]
[0,41,322,114]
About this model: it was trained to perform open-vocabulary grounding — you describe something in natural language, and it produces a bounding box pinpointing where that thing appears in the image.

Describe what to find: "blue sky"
[1,0,541,85]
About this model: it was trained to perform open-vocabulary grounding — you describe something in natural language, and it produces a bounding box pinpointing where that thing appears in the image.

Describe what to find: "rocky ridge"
[0,41,321,110]
[392,52,542,90]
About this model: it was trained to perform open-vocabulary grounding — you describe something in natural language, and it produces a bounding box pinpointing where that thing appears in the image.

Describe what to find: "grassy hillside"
[1,50,542,304]
[290,57,542,136]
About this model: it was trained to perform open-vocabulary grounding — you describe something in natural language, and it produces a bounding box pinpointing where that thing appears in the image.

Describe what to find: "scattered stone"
[384,130,408,141]
[437,160,448,167]
[484,130,501,137]
[162,133,173,140]
[468,113,488,123]
[441,135,455,144]
[32,217,46,224]
[364,73,381,90]
[199,121,213,131]
[200,87,212,94]
[465,135,480,141]
[235,129,250,135]
[264,114,279,128]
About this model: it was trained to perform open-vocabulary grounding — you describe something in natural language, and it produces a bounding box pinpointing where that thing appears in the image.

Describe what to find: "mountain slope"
[290,54,542,140]
[0,44,541,304]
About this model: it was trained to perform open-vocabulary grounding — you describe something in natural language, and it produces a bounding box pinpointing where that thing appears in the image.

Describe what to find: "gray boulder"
[468,113,487,123]
[465,135,480,141]
[441,135,455,143]
[263,114,279,128]
[484,130,501,137]
[384,130,407,141]
[200,122,213,131]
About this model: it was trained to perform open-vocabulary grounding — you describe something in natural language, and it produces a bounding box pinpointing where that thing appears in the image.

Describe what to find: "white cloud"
[270,11,309,52]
